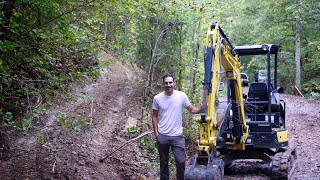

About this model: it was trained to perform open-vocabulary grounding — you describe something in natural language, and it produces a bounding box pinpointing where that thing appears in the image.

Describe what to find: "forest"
[1,0,320,179]
[1,0,319,128]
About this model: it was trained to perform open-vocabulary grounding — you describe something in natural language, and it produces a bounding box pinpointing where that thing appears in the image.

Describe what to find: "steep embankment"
[0,52,156,179]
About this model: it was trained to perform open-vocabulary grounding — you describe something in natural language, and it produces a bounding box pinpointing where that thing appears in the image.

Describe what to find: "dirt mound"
[0,52,156,180]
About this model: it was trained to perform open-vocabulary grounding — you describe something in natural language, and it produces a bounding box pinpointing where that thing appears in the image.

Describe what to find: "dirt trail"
[283,94,320,179]
[1,52,320,179]
[224,90,320,179]
[0,52,156,180]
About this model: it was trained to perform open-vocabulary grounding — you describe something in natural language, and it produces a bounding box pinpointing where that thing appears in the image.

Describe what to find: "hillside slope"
[0,52,156,179]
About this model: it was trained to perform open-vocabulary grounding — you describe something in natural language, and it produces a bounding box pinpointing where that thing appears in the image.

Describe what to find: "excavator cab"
[235,45,289,148]
[236,45,285,128]
[185,23,296,180]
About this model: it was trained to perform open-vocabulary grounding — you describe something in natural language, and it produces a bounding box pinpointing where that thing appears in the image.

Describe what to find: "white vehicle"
[240,73,249,86]
[258,70,267,82]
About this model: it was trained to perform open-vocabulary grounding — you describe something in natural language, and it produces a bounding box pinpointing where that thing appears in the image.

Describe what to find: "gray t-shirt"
[152,90,191,136]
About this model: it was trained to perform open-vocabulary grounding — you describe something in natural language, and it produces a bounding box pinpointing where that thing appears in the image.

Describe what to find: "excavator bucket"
[185,154,224,180]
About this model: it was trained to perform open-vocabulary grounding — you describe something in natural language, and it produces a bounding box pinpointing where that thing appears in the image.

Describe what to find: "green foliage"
[55,112,90,132]
[183,122,198,142]
[127,126,140,139]
[22,117,34,131]
[4,112,13,122]
[21,107,47,131]
[220,0,320,96]
[139,136,158,159]
[303,78,320,99]
[0,106,46,131]
[0,0,105,127]
[36,136,45,144]
[218,82,228,97]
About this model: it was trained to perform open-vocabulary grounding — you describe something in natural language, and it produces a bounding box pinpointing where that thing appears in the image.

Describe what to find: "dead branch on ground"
[99,131,152,163]
[294,86,305,97]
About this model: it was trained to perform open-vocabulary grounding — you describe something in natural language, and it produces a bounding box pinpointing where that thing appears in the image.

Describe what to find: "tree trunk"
[177,24,183,91]
[189,21,196,97]
[0,0,15,41]
[140,11,164,122]
[192,21,201,97]
[295,0,301,92]
[103,11,108,48]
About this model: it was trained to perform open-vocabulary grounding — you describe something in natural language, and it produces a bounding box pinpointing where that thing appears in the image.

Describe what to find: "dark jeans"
[157,133,185,180]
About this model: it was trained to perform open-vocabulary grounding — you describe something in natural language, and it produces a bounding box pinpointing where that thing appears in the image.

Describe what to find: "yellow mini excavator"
[184,22,296,179]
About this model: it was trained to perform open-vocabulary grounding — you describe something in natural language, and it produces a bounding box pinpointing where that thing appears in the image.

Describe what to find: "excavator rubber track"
[270,147,297,179]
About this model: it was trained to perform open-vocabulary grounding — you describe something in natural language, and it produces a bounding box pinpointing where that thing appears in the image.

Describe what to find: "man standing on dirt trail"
[152,73,202,180]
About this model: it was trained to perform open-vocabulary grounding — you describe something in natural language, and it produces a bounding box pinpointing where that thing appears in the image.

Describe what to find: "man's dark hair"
[162,73,175,81]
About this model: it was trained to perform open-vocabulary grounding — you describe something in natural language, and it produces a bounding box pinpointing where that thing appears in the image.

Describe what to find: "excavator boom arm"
[198,22,248,156]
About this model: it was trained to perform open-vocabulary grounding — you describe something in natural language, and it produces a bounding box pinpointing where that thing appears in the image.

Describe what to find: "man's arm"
[152,109,159,138]
[186,104,203,114]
